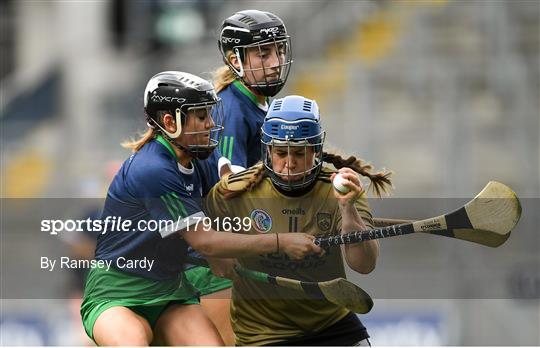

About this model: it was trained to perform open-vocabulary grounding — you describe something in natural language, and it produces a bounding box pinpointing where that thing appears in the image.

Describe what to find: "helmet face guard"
[261,95,325,191]
[226,37,292,97]
[262,133,325,191]
[179,101,224,160]
[144,71,224,160]
[219,10,293,97]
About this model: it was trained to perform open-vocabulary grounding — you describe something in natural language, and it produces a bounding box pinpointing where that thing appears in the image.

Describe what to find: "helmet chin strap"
[160,129,214,161]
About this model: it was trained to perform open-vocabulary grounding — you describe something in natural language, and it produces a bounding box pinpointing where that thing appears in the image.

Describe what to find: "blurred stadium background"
[1,0,538,345]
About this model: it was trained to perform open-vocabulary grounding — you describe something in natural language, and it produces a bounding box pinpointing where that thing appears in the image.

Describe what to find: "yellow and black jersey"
[204,164,374,346]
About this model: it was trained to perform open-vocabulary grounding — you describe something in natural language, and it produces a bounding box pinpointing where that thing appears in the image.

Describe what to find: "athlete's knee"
[155,304,225,345]
[93,307,153,346]
[98,332,150,346]
[94,325,152,346]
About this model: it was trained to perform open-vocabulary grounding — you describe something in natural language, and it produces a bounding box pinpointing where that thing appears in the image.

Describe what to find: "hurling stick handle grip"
[314,223,416,247]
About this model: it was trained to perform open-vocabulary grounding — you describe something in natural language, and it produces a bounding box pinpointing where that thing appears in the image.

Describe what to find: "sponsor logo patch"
[317,212,332,231]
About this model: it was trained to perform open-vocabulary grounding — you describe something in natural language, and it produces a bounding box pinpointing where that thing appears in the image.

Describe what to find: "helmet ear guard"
[145,108,183,138]
[161,108,183,139]
[229,47,246,78]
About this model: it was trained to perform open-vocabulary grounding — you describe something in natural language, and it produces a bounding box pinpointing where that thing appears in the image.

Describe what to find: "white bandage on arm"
[218,156,232,178]
[218,156,245,177]
[230,165,246,173]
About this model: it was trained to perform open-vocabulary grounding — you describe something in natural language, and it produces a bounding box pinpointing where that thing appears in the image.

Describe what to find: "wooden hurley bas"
[318,181,522,248]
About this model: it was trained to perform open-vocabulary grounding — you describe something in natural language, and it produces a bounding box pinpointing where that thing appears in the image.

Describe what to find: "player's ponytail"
[122,128,155,152]
[212,52,237,93]
[122,112,173,152]
[322,152,393,197]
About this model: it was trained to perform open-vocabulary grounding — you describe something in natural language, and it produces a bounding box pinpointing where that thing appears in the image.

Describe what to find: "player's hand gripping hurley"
[317,181,521,248]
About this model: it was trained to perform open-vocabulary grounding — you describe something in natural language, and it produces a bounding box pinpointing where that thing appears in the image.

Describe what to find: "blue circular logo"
[250,209,272,233]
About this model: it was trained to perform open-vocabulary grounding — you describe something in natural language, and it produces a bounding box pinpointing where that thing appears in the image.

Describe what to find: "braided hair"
[222,153,392,199]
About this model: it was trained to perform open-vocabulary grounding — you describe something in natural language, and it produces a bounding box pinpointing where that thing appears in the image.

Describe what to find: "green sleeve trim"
[219,136,235,160]
[170,192,188,217]
[227,136,234,160]
[160,192,188,220]
[161,194,181,220]
[221,136,229,158]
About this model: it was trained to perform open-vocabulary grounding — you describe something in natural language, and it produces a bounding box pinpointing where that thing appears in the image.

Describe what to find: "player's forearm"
[340,205,379,274]
[339,204,366,234]
[204,230,279,257]
[343,240,379,274]
[183,227,277,258]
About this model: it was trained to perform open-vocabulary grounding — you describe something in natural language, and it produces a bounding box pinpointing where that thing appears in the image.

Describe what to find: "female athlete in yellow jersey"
[204,95,392,346]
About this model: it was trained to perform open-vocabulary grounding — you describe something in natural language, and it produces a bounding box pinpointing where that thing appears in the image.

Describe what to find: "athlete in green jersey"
[83,75,322,346]
[204,95,392,346]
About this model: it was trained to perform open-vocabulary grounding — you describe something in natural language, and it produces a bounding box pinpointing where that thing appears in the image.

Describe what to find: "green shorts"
[80,266,199,340]
[185,266,232,297]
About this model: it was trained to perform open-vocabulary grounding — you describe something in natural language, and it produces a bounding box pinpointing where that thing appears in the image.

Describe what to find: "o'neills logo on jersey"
[250,209,272,233]
[281,207,305,215]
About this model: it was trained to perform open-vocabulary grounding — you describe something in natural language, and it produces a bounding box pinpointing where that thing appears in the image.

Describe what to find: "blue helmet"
[261,95,325,191]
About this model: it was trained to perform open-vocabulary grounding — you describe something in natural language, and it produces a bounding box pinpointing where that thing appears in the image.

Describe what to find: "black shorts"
[266,312,370,346]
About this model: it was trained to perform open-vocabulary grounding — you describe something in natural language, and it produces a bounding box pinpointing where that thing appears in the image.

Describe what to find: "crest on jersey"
[250,209,272,233]
[317,212,332,231]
